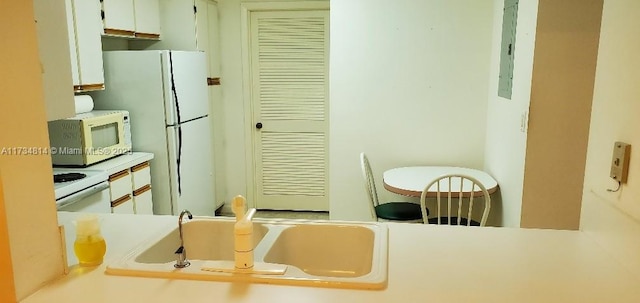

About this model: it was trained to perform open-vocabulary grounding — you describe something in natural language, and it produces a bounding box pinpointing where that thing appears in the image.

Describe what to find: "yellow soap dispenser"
[74,214,106,267]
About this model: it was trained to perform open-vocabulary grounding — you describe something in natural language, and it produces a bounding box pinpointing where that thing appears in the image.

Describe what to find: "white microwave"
[48,110,132,166]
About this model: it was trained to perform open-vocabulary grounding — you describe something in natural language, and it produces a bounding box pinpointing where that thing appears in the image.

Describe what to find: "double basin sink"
[106,217,389,289]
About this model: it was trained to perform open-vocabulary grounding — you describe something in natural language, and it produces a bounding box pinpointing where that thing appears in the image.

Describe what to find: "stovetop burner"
[52,168,108,201]
[54,172,87,183]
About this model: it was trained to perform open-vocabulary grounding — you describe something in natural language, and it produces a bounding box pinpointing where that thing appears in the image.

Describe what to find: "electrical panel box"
[498,0,519,99]
[610,142,631,183]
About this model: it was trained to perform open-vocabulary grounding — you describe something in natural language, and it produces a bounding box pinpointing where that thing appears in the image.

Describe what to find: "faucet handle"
[232,195,247,221]
[174,246,190,268]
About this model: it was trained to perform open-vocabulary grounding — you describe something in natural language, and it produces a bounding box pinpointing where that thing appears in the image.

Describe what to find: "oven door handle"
[56,181,110,210]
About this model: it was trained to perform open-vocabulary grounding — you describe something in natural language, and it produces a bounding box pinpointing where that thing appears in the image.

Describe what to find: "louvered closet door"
[250,10,329,211]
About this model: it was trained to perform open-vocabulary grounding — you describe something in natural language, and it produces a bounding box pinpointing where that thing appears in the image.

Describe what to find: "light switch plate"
[610,142,631,183]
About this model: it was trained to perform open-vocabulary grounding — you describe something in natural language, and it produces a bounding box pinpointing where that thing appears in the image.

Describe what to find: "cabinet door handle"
[109,170,130,182]
[111,194,132,208]
[132,162,150,172]
[133,185,152,196]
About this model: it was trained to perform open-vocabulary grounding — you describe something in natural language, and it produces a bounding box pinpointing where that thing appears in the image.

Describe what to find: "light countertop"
[21,212,640,302]
[82,152,154,175]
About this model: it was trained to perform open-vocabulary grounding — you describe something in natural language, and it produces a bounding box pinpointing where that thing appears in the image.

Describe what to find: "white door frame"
[240,1,329,209]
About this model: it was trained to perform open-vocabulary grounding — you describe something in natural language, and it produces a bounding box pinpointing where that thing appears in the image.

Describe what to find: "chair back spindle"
[420,174,491,227]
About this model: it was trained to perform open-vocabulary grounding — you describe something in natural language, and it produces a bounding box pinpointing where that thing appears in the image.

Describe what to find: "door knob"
[255,122,263,129]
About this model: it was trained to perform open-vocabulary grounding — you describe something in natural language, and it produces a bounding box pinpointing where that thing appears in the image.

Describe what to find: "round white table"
[383,166,499,197]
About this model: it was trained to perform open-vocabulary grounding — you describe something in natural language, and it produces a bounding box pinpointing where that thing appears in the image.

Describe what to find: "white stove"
[53,169,110,213]
[53,168,108,200]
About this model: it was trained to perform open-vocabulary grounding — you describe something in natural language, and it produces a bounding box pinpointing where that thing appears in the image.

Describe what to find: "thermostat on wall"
[610,142,631,183]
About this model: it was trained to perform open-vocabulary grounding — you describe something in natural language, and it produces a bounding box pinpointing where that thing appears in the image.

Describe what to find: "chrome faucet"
[174,209,193,268]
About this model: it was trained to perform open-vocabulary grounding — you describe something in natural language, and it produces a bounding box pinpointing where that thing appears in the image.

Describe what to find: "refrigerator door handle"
[169,51,184,196]
[176,125,183,196]
[169,51,182,125]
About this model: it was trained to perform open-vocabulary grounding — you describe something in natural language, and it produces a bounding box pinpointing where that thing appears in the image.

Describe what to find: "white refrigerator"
[90,50,217,216]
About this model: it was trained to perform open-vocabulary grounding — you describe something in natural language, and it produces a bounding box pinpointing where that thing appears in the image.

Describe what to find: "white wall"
[329,0,494,220]
[216,0,249,208]
[580,0,640,277]
[483,0,538,228]
[219,0,501,216]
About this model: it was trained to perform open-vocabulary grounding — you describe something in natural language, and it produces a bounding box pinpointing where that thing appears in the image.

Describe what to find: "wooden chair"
[360,153,423,222]
[419,174,491,226]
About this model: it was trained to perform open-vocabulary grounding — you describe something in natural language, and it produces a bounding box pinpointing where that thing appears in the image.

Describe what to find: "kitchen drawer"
[133,185,153,215]
[109,169,132,201]
[131,162,151,190]
[111,194,134,214]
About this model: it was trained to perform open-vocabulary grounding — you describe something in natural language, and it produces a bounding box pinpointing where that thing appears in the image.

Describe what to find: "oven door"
[57,181,111,213]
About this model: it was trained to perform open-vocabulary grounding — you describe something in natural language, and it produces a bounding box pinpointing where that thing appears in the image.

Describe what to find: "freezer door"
[166,117,216,216]
[162,51,209,125]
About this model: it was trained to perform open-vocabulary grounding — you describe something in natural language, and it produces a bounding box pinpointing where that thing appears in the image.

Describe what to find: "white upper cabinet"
[33,0,75,121]
[195,0,210,53]
[101,0,161,39]
[133,0,198,49]
[71,0,106,92]
[33,0,106,120]
[102,0,136,37]
[36,0,104,98]
[134,0,162,38]
[130,0,219,76]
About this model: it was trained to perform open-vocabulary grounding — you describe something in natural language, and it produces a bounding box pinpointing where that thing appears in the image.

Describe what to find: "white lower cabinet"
[106,160,153,215]
[111,195,135,214]
[109,170,134,214]
[109,170,132,201]
[131,163,151,190]
[132,162,154,214]
[82,153,154,215]
[133,186,154,215]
